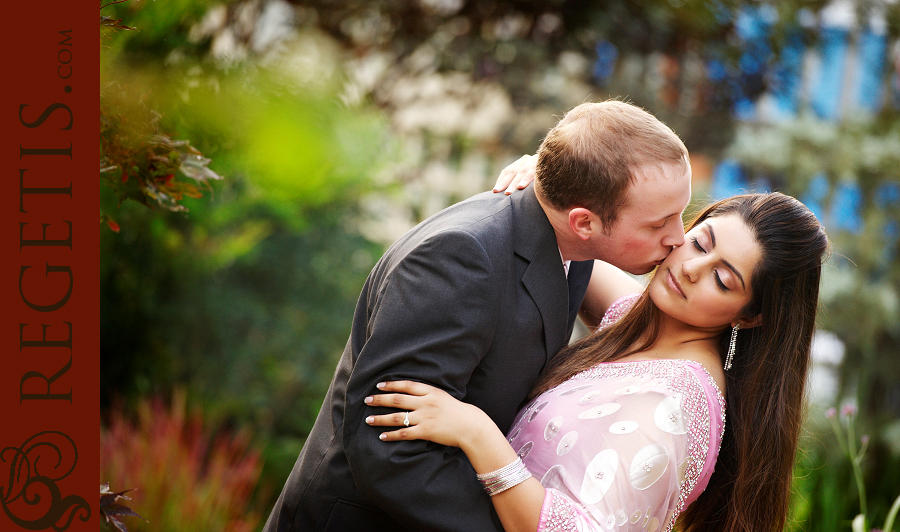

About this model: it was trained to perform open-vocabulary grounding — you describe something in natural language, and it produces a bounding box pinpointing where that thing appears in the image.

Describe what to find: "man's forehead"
[620,180,689,222]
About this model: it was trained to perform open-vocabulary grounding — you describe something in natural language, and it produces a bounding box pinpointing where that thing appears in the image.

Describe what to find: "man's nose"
[662,226,685,248]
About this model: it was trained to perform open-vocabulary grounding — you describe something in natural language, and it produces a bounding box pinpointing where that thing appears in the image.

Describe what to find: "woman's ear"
[568,208,597,241]
[738,314,762,329]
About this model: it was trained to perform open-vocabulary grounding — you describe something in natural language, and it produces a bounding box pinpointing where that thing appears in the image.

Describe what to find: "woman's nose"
[682,257,702,282]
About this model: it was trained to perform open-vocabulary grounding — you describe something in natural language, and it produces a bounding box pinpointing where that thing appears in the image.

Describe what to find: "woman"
[365,192,828,532]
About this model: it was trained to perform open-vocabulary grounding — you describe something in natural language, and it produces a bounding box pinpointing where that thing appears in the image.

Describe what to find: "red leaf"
[100,482,146,530]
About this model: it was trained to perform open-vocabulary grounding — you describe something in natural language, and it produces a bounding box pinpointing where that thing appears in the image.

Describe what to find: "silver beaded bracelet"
[476,457,532,496]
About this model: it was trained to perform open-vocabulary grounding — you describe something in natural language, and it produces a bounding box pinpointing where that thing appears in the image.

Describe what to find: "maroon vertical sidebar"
[1,1,99,531]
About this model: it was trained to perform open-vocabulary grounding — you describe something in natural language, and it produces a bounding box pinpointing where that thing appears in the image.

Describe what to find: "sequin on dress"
[516,295,726,532]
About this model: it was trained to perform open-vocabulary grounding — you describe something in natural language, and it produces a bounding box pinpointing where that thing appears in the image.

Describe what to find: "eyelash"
[690,237,729,292]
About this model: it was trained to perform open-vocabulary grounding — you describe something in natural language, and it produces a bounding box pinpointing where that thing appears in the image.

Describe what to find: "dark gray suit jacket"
[263,185,592,532]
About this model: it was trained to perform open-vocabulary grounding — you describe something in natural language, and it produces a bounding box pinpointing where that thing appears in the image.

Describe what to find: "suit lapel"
[511,186,569,359]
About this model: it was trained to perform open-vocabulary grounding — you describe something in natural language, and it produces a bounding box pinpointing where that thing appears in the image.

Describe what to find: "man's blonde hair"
[536,100,688,229]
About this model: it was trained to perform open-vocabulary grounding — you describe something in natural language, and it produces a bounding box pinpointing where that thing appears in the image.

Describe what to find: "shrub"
[100,392,264,532]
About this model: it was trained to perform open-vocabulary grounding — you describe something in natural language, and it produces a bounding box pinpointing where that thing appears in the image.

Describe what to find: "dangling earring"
[725,323,740,370]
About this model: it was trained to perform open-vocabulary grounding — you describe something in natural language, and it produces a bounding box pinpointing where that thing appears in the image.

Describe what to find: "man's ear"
[568,208,596,241]
[738,314,762,329]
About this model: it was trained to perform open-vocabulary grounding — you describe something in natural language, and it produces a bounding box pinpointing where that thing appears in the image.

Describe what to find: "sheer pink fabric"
[510,295,726,532]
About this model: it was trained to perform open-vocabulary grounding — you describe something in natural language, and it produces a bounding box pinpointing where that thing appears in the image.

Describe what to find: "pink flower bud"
[825,407,837,419]
[841,404,858,417]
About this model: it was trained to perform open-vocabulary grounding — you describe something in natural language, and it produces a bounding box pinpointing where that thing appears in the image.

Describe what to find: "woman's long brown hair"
[529,193,829,532]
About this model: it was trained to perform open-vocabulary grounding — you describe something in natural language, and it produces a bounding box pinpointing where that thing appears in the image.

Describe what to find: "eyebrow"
[706,224,746,290]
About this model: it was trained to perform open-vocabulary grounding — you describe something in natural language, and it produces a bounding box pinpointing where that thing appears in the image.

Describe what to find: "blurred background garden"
[98,0,900,530]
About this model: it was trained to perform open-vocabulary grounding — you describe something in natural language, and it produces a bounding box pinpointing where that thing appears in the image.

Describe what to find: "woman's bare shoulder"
[680,348,726,393]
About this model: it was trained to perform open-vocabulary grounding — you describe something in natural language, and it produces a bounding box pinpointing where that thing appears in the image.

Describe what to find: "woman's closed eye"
[690,236,705,253]
[691,237,729,292]
[714,271,728,292]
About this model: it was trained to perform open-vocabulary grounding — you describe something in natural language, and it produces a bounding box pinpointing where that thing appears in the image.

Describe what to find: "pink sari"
[509,295,726,532]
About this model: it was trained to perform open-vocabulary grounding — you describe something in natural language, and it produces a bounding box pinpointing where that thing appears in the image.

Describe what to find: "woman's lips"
[667,269,686,298]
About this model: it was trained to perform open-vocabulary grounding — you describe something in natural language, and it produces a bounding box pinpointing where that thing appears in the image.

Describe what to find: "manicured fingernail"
[365,416,374,424]
[379,433,387,440]
[376,382,386,389]
[364,396,373,404]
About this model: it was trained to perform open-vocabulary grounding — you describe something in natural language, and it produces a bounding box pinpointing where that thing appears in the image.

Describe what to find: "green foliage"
[100,115,385,408]
[790,434,856,532]
[729,115,900,199]
[156,67,387,223]
[100,184,383,509]
[790,409,900,532]
[99,79,222,226]
[100,0,218,60]
[100,57,390,509]
[101,4,222,230]
[100,392,264,532]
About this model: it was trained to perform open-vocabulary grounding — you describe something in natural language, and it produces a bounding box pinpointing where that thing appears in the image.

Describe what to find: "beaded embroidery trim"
[597,294,639,331]
[565,359,726,532]
[544,491,579,532]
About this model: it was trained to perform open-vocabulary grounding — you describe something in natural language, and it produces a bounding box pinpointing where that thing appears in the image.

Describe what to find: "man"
[263,100,691,532]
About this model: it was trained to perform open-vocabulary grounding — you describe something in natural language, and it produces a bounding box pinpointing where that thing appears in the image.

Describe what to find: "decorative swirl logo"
[1,431,91,530]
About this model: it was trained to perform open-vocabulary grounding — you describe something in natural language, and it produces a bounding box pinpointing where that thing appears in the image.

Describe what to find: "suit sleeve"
[343,230,506,532]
